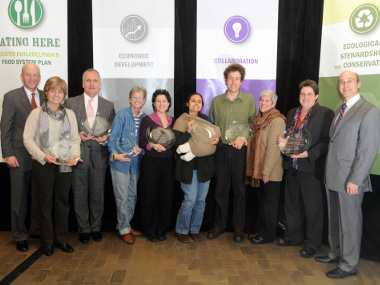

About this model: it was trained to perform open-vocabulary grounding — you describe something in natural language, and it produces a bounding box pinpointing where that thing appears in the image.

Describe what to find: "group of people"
[1,62,379,280]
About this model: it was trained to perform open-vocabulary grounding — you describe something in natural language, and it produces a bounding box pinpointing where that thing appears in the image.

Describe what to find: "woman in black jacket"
[173,93,220,243]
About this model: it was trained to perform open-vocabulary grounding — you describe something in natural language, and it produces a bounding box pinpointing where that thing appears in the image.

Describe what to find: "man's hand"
[291,151,308,159]
[347,182,359,195]
[229,136,247,150]
[6,156,19,168]
[79,131,93,141]
[115,153,132,162]
[64,156,83,166]
[132,147,142,157]
[93,133,111,143]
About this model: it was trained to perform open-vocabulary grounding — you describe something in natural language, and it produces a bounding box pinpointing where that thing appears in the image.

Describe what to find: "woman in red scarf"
[246,90,286,245]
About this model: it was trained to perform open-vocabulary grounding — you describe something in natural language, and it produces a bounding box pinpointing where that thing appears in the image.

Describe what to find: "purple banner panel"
[196,79,276,117]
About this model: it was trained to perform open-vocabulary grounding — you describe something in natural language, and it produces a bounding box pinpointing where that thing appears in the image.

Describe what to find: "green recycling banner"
[319,0,380,175]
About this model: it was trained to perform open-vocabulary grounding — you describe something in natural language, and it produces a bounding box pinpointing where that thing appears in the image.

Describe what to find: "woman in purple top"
[139,89,175,242]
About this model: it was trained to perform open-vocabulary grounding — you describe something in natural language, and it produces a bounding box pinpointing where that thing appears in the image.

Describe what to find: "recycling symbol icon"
[350,4,379,34]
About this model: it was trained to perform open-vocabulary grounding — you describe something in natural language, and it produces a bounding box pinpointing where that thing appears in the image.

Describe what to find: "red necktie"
[334,103,347,132]
[31,93,37,109]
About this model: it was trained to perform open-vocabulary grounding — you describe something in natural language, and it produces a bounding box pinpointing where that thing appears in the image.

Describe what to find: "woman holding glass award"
[107,86,147,244]
[23,77,81,256]
[173,93,220,243]
[138,89,175,242]
[277,80,334,259]
[246,90,286,245]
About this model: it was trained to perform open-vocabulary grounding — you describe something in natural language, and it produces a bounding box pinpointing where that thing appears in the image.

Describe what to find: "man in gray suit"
[315,70,380,278]
[65,68,115,243]
[1,62,42,252]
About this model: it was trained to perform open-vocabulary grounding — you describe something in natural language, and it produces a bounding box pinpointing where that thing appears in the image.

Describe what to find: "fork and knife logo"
[8,0,43,29]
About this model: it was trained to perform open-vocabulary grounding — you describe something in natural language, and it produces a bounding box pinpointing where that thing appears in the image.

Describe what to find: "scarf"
[246,108,286,187]
[173,113,221,157]
[288,105,313,169]
[39,101,72,173]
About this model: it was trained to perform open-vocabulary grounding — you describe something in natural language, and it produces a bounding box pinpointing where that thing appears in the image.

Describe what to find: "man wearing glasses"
[315,70,380,278]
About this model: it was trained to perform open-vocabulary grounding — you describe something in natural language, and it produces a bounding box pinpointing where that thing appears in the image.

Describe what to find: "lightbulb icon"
[232,22,242,38]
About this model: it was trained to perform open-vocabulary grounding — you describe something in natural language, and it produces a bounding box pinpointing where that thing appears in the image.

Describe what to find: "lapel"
[18,87,33,113]
[77,94,86,120]
[306,103,320,129]
[37,89,44,104]
[331,97,365,139]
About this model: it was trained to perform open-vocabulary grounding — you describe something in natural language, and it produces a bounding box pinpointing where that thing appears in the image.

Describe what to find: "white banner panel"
[319,0,380,175]
[196,0,279,115]
[93,0,175,115]
[0,0,68,161]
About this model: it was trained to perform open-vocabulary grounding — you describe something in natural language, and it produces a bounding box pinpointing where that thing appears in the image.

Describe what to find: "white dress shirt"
[24,87,41,107]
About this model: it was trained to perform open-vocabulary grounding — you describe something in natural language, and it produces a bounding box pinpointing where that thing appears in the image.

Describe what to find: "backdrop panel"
[0,0,68,161]
[319,0,380,175]
[92,0,175,116]
[196,0,279,116]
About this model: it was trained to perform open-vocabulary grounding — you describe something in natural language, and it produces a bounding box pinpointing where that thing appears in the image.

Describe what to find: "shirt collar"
[222,91,243,102]
[84,92,98,103]
[23,86,37,97]
[345,93,360,107]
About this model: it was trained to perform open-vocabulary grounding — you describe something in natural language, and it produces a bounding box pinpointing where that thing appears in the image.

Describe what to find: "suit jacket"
[283,103,334,175]
[325,96,380,193]
[1,87,44,171]
[64,94,115,170]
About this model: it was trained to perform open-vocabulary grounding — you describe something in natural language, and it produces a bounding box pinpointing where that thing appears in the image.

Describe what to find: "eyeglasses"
[300,92,315,97]
[338,79,356,86]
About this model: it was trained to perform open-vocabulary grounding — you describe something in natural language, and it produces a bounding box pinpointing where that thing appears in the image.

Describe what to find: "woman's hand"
[210,137,219,145]
[64,156,83,166]
[132,147,142,157]
[262,174,270,184]
[151,143,166,152]
[115,153,132,162]
[277,136,289,149]
[229,136,247,150]
[187,120,195,133]
[79,131,93,141]
[44,154,60,165]
[291,151,308,159]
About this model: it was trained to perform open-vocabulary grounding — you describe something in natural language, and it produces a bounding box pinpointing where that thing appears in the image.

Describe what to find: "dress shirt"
[84,93,99,115]
[334,93,360,125]
[24,87,41,107]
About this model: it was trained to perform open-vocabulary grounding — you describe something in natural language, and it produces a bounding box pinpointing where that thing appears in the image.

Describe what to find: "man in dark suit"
[316,71,380,278]
[65,68,115,243]
[1,62,42,252]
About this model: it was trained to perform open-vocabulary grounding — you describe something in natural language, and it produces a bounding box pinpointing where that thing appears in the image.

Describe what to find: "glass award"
[224,120,251,143]
[190,123,218,144]
[146,126,175,149]
[116,132,140,158]
[81,113,111,137]
[50,139,75,163]
[279,128,312,156]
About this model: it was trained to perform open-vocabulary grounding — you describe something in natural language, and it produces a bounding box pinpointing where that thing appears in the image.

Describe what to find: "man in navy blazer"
[316,71,380,278]
[1,63,42,252]
[65,69,115,244]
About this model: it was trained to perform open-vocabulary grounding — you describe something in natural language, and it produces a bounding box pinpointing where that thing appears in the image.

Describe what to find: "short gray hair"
[260,90,278,104]
[82,68,101,82]
[129,86,147,99]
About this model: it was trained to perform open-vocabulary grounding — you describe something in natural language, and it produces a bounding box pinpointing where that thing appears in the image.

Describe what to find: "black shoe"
[16,240,28,252]
[55,243,74,253]
[207,228,224,239]
[234,230,245,243]
[299,247,317,258]
[326,267,357,279]
[278,237,303,246]
[315,255,340,263]
[43,245,54,256]
[91,231,102,242]
[29,234,40,239]
[247,233,258,241]
[157,231,166,241]
[251,235,272,245]
[148,234,158,242]
[79,233,90,243]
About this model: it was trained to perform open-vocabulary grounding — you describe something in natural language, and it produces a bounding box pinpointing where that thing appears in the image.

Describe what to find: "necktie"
[87,98,95,129]
[31,93,37,109]
[334,103,347,132]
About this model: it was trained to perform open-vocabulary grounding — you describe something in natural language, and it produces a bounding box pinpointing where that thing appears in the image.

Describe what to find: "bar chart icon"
[121,15,146,41]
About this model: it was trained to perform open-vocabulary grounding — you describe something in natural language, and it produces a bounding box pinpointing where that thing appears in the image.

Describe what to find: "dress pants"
[284,169,324,250]
[10,167,39,242]
[213,144,246,231]
[256,180,281,241]
[72,159,106,234]
[139,155,174,235]
[32,160,72,247]
[327,189,364,273]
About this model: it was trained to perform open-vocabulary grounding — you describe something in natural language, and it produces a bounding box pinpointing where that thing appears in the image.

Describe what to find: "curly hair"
[152,89,172,112]
[223,63,246,81]
[299,79,319,95]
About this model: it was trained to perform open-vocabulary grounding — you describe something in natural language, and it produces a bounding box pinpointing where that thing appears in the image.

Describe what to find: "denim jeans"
[110,167,139,235]
[175,170,210,234]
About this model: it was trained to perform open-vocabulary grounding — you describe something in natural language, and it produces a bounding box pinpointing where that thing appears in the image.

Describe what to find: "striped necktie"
[334,103,347,132]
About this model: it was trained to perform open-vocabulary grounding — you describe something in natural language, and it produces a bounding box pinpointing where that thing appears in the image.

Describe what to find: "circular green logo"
[350,4,379,34]
[8,0,43,29]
